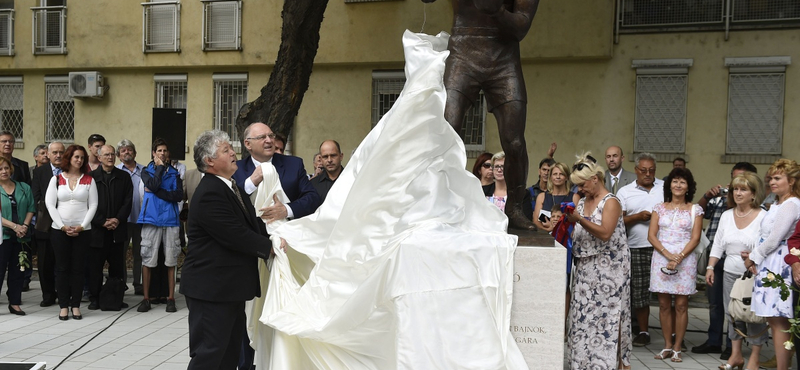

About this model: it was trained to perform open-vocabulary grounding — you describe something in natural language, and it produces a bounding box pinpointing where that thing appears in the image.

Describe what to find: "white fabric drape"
[248,30,527,370]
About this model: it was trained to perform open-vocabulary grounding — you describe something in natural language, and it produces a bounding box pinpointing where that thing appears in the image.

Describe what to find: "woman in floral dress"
[743,159,800,370]
[648,167,703,363]
[565,154,632,370]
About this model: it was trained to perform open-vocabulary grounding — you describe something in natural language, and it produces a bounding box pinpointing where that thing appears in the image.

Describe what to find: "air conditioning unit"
[68,72,104,98]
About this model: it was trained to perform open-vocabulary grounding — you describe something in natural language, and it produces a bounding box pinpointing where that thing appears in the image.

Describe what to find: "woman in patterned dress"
[742,159,800,370]
[565,153,632,370]
[648,167,703,363]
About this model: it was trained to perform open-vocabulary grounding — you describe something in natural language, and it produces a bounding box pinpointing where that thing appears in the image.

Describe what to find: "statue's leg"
[444,89,473,136]
[493,100,534,230]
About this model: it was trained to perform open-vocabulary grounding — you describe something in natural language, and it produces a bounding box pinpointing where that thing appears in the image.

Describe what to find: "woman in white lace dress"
[648,168,703,363]
[565,154,632,370]
[743,159,800,370]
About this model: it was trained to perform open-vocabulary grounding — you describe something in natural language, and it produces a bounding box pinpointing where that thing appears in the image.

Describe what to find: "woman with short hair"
[0,156,35,315]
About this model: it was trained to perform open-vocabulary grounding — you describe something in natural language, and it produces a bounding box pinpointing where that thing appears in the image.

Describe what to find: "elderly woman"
[743,159,800,370]
[46,144,98,321]
[648,168,702,363]
[486,151,507,211]
[471,152,494,195]
[532,162,580,231]
[706,172,767,370]
[565,153,632,370]
[0,157,35,315]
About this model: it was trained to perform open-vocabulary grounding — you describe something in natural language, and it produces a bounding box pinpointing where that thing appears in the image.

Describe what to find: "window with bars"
[31,1,66,55]
[212,74,247,151]
[371,71,486,153]
[632,60,692,154]
[725,57,788,155]
[0,78,23,141]
[143,1,180,53]
[154,75,187,109]
[202,0,241,51]
[0,4,14,56]
[45,79,74,142]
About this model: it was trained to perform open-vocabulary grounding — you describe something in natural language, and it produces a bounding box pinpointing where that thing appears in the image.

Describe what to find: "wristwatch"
[706,266,714,270]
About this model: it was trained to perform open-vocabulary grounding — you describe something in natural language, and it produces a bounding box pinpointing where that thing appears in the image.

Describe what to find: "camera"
[720,188,729,196]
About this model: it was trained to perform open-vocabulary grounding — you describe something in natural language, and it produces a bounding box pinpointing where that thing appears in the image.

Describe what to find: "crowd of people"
[474,146,800,370]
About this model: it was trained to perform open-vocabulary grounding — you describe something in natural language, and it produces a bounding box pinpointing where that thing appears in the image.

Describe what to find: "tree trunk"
[235,0,330,150]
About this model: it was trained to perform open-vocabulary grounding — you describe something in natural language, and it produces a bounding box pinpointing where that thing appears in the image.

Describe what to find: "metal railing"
[616,0,800,41]
[0,10,14,56]
[31,6,66,54]
[142,1,180,52]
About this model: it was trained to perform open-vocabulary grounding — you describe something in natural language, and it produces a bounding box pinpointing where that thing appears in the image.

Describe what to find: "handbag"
[728,271,768,326]
[690,205,711,275]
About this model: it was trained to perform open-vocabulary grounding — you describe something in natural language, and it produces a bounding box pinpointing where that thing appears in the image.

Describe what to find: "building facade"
[0,0,798,190]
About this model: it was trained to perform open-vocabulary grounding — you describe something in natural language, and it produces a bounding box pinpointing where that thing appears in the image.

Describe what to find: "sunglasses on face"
[482,162,491,169]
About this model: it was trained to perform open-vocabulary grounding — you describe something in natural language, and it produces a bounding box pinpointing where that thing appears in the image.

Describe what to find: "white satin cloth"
[247,30,527,370]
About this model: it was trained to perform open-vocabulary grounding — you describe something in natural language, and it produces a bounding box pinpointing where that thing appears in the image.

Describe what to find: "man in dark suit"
[180,130,272,370]
[88,145,133,310]
[31,141,65,307]
[232,122,320,222]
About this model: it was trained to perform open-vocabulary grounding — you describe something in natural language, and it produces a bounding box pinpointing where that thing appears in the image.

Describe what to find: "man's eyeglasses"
[482,162,492,169]
[100,153,116,158]
[246,133,276,141]
[636,167,656,174]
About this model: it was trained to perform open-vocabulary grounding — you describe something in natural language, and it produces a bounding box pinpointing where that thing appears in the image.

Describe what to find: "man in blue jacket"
[137,138,183,313]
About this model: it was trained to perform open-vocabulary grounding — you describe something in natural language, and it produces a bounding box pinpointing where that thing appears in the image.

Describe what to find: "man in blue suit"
[231,122,320,370]
[232,122,320,221]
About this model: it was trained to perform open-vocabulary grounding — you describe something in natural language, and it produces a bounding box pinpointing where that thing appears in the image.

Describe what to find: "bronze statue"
[423,0,540,230]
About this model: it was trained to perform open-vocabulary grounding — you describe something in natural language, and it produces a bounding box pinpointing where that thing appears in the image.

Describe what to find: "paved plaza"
[0,280,788,369]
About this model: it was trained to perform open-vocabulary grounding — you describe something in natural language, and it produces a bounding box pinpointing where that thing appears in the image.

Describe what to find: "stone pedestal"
[510,241,566,370]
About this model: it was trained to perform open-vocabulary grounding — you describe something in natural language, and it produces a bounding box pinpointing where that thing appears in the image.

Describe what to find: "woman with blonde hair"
[532,162,580,231]
[743,159,800,370]
[486,151,507,211]
[565,153,631,370]
[706,172,767,370]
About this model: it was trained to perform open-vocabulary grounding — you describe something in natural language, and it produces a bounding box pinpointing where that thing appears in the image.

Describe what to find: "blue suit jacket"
[232,153,321,219]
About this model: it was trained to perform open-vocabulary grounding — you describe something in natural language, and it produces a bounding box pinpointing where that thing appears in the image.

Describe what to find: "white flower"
[791,248,800,257]
[767,272,776,281]
[785,341,794,350]
[19,266,24,272]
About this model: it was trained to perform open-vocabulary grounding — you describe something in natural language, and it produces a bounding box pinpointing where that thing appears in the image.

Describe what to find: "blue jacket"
[137,162,183,227]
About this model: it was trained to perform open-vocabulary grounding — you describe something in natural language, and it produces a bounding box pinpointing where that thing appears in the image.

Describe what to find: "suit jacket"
[32,164,56,238]
[605,168,637,194]
[179,175,271,302]
[91,166,133,247]
[11,157,31,185]
[232,153,320,218]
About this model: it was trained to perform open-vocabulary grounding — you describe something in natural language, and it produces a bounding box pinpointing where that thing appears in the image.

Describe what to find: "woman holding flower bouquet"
[0,156,35,316]
[743,159,800,370]
[706,172,767,370]
[648,167,703,363]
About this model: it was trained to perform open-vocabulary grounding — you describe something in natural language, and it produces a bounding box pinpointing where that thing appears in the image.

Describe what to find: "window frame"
[212,73,248,153]
[142,1,181,53]
[44,75,74,143]
[201,0,242,51]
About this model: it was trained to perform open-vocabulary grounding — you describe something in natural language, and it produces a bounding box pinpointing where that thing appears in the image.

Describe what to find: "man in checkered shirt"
[691,162,758,360]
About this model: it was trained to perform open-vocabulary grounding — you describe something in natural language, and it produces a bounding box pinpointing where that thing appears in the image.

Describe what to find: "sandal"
[654,348,673,360]
[671,350,682,363]
[718,363,744,370]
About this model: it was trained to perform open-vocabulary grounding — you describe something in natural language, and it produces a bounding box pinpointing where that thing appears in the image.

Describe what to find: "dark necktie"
[230,179,247,211]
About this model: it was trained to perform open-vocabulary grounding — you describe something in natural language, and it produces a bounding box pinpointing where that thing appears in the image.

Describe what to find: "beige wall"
[2,0,798,194]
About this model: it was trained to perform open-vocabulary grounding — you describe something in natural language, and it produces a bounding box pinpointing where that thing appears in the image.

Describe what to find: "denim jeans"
[706,255,732,349]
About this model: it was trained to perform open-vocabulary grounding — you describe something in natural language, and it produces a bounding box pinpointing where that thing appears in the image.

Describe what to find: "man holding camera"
[692,162,758,359]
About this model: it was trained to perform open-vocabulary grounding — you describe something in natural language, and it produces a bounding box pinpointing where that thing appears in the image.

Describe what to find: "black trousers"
[186,296,246,370]
[51,229,90,308]
[0,239,24,305]
[36,234,57,303]
[124,223,143,288]
[88,230,125,302]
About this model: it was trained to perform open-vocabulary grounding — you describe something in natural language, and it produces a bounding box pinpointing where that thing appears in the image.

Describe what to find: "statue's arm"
[493,0,540,41]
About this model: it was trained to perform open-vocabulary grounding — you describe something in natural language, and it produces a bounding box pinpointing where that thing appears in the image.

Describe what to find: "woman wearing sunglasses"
[648,167,703,363]
[470,152,494,195]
